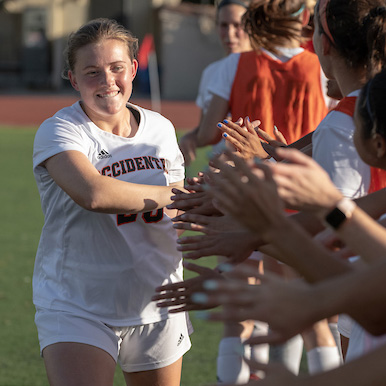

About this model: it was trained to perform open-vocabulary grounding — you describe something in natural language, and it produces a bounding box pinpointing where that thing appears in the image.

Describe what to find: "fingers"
[250,119,261,130]
[154,280,188,293]
[261,142,280,160]
[154,298,189,308]
[170,190,207,202]
[274,147,314,166]
[246,330,289,346]
[168,192,209,211]
[273,125,288,145]
[217,119,268,160]
[173,222,215,234]
[256,128,274,143]
[172,212,209,225]
[183,261,218,276]
[177,234,214,248]
[176,235,220,259]
[185,183,205,193]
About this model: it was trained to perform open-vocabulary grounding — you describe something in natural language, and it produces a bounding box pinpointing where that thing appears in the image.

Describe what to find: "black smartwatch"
[324,198,356,230]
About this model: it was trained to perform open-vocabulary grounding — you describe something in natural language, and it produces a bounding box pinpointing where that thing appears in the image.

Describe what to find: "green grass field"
[0,127,222,385]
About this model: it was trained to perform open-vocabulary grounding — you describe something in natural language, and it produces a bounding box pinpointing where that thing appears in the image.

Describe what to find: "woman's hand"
[190,268,319,346]
[152,262,223,312]
[217,117,270,160]
[270,147,343,213]
[167,172,221,216]
[176,230,262,265]
[206,151,286,238]
[172,212,237,234]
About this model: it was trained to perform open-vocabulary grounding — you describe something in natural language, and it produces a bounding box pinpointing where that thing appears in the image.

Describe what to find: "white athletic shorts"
[35,307,192,372]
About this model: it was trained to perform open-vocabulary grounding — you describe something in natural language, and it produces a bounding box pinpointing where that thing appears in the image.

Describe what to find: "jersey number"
[117,209,164,226]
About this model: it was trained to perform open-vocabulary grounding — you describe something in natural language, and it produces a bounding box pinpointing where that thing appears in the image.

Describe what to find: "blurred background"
[0,0,225,100]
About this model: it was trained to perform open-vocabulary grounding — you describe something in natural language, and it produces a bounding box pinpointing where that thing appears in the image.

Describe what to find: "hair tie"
[217,0,248,10]
[318,0,335,44]
[291,3,306,17]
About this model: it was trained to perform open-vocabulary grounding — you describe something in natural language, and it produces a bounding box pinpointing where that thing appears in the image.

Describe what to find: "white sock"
[307,346,342,374]
[329,322,343,361]
[269,334,303,375]
[217,337,251,384]
[249,321,269,379]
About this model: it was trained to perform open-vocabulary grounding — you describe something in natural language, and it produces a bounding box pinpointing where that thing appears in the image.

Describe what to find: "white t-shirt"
[196,57,229,114]
[312,90,371,198]
[33,101,185,326]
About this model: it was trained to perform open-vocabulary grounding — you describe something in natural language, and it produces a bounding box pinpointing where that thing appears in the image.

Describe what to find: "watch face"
[325,207,346,229]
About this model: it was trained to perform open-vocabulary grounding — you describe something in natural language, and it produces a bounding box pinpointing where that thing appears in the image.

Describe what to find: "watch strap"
[324,198,356,230]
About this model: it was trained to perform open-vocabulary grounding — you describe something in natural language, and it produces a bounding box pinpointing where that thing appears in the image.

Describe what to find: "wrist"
[262,215,293,244]
[322,197,357,230]
[314,191,344,219]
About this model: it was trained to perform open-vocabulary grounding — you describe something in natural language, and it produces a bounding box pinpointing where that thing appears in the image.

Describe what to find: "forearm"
[45,150,182,214]
[298,343,386,386]
[289,211,326,236]
[287,131,314,151]
[331,260,386,334]
[287,255,386,335]
[72,175,176,214]
[263,217,351,282]
[317,203,386,263]
[196,95,229,147]
[354,188,386,219]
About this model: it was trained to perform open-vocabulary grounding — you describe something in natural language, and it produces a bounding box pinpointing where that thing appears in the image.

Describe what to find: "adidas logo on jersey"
[97,149,112,159]
[177,333,184,346]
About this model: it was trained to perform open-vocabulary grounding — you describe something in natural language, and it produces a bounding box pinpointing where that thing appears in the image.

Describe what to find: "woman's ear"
[68,71,79,92]
[373,133,386,159]
[131,59,138,81]
[301,8,311,27]
[321,33,332,56]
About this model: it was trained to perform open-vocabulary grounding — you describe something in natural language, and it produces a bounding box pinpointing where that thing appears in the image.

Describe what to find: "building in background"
[0,0,223,99]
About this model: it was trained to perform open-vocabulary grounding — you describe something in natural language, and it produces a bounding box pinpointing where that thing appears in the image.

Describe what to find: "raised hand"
[176,229,262,265]
[207,151,285,238]
[190,267,319,345]
[217,117,270,160]
[258,125,288,161]
[269,147,343,213]
[167,173,221,216]
[172,212,237,234]
[152,261,223,313]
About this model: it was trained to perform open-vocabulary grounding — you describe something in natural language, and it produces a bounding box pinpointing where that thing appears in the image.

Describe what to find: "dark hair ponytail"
[316,0,386,77]
[357,69,386,140]
[364,7,386,78]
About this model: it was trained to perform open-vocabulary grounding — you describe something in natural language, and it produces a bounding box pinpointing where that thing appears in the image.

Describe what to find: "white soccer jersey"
[33,101,184,326]
[312,90,371,198]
